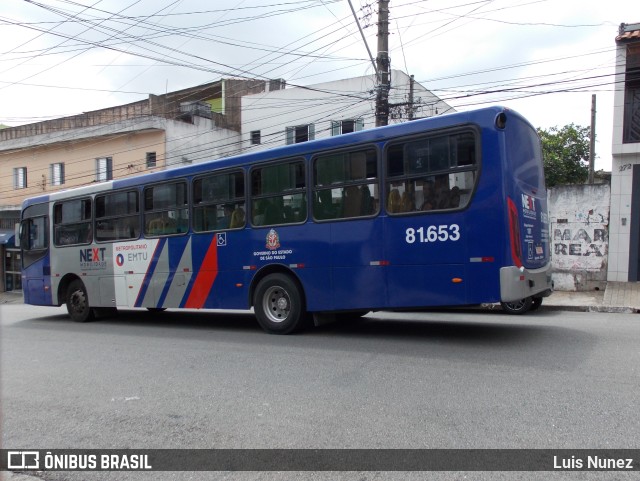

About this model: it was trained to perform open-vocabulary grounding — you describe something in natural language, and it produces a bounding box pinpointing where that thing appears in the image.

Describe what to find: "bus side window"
[53,198,92,246]
[251,161,305,227]
[193,171,245,233]
[386,131,477,215]
[95,190,140,242]
[313,148,378,221]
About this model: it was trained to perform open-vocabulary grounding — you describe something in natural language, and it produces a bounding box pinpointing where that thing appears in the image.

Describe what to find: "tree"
[537,124,590,187]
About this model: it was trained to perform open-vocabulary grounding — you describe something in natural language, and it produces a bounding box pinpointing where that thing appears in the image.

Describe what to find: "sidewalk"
[2,282,640,313]
[542,281,640,313]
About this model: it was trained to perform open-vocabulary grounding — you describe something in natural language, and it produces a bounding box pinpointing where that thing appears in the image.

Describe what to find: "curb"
[588,305,638,314]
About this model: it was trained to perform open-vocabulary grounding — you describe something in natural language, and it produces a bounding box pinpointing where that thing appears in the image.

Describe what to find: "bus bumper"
[500,264,553,303]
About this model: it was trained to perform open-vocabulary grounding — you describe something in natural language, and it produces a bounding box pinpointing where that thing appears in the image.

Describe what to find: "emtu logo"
[7,451,40,469]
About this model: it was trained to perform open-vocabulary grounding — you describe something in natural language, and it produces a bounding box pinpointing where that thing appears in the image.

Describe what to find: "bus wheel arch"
[57,274,81,306]
[250,266,308,334]
[63,277,95,322]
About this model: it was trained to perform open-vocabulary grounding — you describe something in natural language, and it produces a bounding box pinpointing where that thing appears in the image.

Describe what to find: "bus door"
[20,206,52,306]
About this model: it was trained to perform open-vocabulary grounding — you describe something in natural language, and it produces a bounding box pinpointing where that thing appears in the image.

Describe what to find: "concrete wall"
[164,115,242,167]
[549,184,610,291]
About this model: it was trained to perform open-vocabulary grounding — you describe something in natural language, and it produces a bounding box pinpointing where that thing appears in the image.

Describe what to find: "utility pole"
[588,94,596,184]
[408,74,415,120]
[375,0,390,127]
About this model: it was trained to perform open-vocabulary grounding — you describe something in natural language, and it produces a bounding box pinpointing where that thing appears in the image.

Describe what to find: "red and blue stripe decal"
[182,235,219,308]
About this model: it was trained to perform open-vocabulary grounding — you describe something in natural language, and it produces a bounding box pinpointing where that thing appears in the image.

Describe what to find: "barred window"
[96,157,113,182]
[50,163,65,186]
[13,167,27,189]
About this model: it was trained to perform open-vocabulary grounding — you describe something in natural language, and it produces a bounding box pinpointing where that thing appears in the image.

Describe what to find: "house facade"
[239,70,453,154]
[608,22,640,282]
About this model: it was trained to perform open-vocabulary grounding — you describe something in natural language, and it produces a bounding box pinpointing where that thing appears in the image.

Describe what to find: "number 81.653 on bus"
[405,224,461,244]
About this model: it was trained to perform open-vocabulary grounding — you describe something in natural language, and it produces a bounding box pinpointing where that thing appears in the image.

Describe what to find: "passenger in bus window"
[218,204,234,229]
[230,207,245,229]
[449,186,461,208]
[434,176,451,209]
[253,200,266,225]
[401,182,416,212]
[361,185,373,215]
[420,181,436,211]
[387,188,401,213]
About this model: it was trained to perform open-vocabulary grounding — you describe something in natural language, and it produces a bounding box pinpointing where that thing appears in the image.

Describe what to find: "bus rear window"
[507,120,545,192]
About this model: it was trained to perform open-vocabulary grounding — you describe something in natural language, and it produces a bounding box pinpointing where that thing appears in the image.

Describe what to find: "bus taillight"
[507,197,523,268]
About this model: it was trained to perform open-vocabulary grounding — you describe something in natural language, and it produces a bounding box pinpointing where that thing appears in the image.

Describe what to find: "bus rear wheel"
[66,279,95,322]
[254,273,306,334]
[500,296,533,315]
[530,297,543,311]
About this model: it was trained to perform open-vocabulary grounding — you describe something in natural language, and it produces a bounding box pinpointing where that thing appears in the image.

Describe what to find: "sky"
[0,0,634,171]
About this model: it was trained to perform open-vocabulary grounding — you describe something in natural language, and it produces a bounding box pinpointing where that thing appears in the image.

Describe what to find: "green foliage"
[537,124,590,187]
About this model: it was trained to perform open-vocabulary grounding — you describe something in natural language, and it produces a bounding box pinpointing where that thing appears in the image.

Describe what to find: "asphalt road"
[1,305,639,481]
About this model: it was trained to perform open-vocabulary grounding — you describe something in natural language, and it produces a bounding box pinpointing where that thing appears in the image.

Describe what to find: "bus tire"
[254,273,306,334]
[66,279,95,322]
[500,296,533,315]
[530,297,543,311]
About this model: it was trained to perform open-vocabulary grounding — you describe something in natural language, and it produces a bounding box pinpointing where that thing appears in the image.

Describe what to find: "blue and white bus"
[20,106,552,334]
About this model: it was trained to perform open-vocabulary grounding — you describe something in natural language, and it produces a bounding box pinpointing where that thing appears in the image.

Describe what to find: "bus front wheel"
[66,279,95,322]
[500,296,533,315]
[254,273,306,334]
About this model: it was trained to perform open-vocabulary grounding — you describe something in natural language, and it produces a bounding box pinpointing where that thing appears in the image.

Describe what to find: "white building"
[240,70,453,153]
[608,22,640,282]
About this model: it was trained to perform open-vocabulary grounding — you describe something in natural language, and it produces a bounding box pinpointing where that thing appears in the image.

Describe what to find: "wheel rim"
[70,289,87,315]
[505,299,527,311]
[262,285,290,323]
